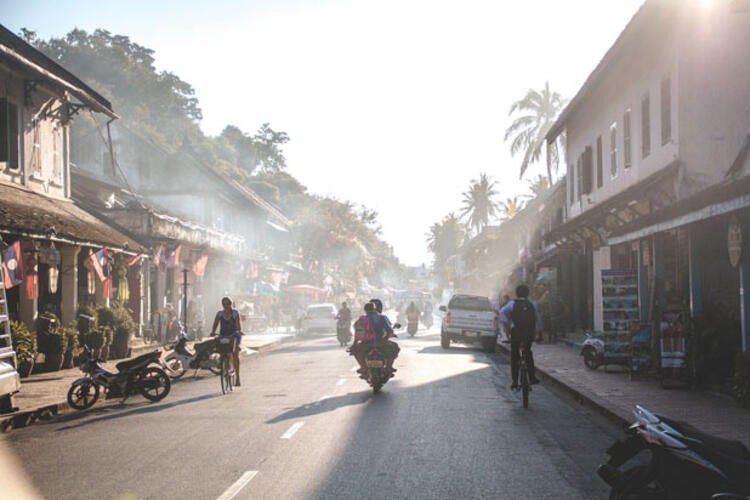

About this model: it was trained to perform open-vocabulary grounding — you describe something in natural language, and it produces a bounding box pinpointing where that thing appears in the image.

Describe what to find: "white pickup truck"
[439,294,499,352]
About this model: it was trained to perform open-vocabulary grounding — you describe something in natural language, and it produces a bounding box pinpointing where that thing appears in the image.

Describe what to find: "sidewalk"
[0,329,295,432]
[500,340,750,447]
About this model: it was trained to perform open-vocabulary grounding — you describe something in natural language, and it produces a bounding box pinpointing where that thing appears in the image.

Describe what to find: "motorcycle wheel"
[583,348,601,370]
[138,367,171,402]
[165,358,186,380]
[67,380,99,410]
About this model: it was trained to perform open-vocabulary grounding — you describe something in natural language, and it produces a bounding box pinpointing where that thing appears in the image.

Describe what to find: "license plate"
[367,360,384,368]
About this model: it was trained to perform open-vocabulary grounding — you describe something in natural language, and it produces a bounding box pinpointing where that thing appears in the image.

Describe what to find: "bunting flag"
[2,240,23,288]
[25,252,37,300]
[192,254,208,277]
[89,248,108,282]
[166,245,182,268]
[127,253,144,267]
[154,246,166,272]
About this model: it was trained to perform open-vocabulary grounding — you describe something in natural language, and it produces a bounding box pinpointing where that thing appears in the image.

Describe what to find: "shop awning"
[0,184,145,253]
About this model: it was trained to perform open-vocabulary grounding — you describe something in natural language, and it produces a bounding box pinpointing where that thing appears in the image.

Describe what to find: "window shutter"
[0,98,7,163]
[583,146,593,194]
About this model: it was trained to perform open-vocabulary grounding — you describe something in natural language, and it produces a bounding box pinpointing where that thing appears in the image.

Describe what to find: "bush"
[10,320,35,363]
[733,349,750,408]
[97,301,136,359]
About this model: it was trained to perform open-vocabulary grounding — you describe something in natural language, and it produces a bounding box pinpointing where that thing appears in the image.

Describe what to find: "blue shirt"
[366,311,393,340]
[499,299,543,333]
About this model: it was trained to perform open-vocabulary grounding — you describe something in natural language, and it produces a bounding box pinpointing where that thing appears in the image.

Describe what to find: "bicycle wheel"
[220,356,233,394]
[520,365,529,409]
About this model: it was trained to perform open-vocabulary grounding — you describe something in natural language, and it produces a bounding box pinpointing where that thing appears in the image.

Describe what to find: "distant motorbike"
[598,405,750,499]
[161,332,221,379]
[67,346,171,410]
[406,313,419,336]
[336,318,351,347]
[422,311,433,329]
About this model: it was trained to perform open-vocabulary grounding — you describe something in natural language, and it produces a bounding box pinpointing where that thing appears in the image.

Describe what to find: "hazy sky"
[2,0,644,266]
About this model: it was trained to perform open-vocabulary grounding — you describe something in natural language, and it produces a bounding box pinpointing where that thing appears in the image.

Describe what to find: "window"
[623,109,632,169]
[568,164,575,205]
[576,155,583,201]
[582,146,593,195]
[0,98,20,170]
[52,123,64,185]
[661,76,671,145]
[610,122,618,177]
[641,93,651,158]
[596,136,603,188]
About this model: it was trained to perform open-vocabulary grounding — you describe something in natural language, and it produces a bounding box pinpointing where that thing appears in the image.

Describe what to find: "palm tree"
[498,196,526,222]
[504,81,566,184]
[426,213,466,285]
[460,173,499,235]
[527,174,550,197]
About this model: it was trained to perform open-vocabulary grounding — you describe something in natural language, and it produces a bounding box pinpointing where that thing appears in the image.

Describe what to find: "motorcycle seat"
[663,417,750,461]
[115,351,160,373]
[194,339,217,351]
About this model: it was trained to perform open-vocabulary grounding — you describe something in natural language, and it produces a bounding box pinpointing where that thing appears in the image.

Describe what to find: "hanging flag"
[192,254,208,277]
[166,245,182,267]
[2,240,23,288]
[127,253,144,267]
[89,248,108,282]
[25,252,37,300]
[102,278,113,299]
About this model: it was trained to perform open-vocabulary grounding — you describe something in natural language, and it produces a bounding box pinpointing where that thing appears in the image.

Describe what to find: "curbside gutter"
[1,334,295,434]
[495,342,630,429]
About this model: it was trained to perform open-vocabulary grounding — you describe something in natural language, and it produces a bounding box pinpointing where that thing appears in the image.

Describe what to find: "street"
[2,328,622,500]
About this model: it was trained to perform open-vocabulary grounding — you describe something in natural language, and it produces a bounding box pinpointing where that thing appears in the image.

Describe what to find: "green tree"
[503,81,566,184]
[426,213,466,286]
[460,173,499,236]
[218,123,289,175]
[498,196,526,221]
[527,174,550,197]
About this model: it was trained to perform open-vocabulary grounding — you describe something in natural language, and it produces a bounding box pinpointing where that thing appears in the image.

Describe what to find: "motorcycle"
[406,313,419,336]
[422,311,433,329]
[161,332,221,379]
[581,324,652,374]
[336,318,352,347]
[67,346,171,410]
[362,324,401,393]
[598,405,750,499]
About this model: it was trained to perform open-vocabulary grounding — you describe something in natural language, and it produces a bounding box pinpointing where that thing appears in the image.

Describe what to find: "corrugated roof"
[0,24,115,118]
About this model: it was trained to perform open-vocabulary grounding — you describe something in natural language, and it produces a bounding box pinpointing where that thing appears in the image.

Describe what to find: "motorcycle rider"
[406,301,420,324]
[369,298,400,373]
[423,300,434,325]
[499,284,542,391]
[337,301,351,327]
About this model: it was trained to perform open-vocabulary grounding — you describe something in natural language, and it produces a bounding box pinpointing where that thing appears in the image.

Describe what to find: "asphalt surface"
[1,327,624,499]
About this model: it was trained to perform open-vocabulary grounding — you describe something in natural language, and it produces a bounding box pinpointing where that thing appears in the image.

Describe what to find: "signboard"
[601,270,639,336]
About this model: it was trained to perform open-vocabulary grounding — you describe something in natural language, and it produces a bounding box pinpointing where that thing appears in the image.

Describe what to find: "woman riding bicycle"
[210,296,243,386]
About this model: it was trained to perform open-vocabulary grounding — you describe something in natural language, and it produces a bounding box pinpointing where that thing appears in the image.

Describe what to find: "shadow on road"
[265,388,386,424]
[53,393,221,431]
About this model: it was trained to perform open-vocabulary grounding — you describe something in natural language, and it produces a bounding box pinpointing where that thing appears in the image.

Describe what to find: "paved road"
[1,328,622,499]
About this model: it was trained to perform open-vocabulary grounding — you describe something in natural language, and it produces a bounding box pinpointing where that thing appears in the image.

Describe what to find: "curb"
[1,334,295,434]
[495,342,630,429]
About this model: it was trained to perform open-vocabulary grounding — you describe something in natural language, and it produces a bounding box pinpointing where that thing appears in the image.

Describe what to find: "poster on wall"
[601,269,639,337]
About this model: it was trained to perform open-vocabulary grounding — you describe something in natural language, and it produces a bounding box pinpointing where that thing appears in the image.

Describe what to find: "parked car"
[299,303,337,335]
[439,294,499,352]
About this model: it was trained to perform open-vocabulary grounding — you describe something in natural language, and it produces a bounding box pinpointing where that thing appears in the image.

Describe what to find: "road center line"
[281,421,305,439]
[336,378,346,386]
[217,470,258,500]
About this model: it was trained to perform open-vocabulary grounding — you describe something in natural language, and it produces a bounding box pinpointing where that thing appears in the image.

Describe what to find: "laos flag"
[2,240,22,288]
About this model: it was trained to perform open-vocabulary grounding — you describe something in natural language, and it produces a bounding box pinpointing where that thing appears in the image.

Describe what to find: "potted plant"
[734,349,750,408]
[36,312,64,372]
[10,320,36,378]
[62,322,80,369]
[97,301,136,359]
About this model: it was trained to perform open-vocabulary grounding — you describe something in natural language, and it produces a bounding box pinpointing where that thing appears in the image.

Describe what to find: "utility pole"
[182,268,189,331]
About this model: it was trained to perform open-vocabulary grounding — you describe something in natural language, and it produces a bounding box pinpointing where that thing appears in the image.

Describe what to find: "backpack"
[354,315,376,342]
[510,299,536,335]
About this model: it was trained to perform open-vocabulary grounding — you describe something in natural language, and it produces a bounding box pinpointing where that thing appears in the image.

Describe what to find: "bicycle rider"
[210,296,243,386]
[499,284,542,391]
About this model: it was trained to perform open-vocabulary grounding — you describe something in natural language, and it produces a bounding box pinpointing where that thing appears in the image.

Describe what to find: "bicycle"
[215,336,235,394]
[502,339,532,408]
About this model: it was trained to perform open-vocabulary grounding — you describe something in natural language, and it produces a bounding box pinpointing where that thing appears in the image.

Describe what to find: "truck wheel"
[483,336,497,353]
[441,331,450,349]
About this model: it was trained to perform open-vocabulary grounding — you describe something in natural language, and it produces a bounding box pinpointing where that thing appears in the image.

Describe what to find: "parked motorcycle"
[581,325,652,374]
[598,405,750,499]
[67,346,171,410]
[161,332,221,379]
[336,318,351,347]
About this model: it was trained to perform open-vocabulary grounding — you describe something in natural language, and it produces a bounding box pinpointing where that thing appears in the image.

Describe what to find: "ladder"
[0,247,21,414]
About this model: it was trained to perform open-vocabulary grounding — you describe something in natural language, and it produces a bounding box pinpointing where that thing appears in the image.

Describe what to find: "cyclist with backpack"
[499,284,542,391]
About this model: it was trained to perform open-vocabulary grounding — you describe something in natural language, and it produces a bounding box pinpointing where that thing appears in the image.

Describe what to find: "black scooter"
[598,405,750,499]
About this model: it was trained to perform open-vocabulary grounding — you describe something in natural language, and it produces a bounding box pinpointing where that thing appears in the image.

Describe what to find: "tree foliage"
[504,81,566,184]
[460,173,499,236]
[426,213,466,286]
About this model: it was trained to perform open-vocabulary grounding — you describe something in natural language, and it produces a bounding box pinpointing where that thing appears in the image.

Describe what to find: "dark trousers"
[510,333,536,385]
[351,339,400,368]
